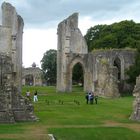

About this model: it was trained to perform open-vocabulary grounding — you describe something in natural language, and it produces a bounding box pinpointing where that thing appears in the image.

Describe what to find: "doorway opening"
[113,57,122,92]
[25,74,34,86]
[72,62,84,92]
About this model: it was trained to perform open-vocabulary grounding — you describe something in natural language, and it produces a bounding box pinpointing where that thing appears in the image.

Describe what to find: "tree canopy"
[41,49,57,85]
[84,20,140,51]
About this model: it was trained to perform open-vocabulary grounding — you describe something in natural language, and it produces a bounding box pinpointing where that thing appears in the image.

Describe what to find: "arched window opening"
[72,62,84,90]
[113,57,121,80]
[25,74,34,86]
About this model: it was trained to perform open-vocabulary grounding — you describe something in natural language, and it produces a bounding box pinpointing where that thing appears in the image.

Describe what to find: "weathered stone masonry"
[130,75,140,121]
[0,2,37,123]
[57,13,135,97]
[22,65,43,86]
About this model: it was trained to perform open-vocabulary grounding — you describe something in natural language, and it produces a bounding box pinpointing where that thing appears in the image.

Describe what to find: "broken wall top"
[0,2,24,54]
[57,13,88,54]
[58,13,78,29]
[0,2,24,92]
[2,2,24,28]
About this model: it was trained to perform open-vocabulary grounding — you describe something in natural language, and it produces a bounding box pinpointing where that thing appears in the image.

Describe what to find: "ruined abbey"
[56,13,135,97]
[0,2,139,123]
[22,63,43,86]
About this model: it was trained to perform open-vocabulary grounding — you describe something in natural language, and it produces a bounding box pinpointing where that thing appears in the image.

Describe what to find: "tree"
[84,20,140,51]
[41,49,57,85]
[84,25,106,51]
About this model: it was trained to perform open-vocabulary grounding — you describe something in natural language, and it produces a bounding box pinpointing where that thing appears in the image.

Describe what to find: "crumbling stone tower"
[1,2,23,92]
[0,2,37,123]
[57,13,89,92]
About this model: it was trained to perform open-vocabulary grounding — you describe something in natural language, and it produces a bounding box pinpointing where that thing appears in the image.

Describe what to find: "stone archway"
[56,12,136,94]
[68,57,85,92]
[113,54,124,80]
[72,62,84,86]
[113,57,121,80]
[113,55,124,93]
[22,66,43,86]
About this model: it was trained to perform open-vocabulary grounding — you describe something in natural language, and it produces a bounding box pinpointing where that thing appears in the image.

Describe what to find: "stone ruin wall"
[57,13,136,98]
[57,13,88,92]
[92,50,136,96]
[130,75,140,121]
[0,2,23,93]
[22,67,43,86]
[0,2,37,123]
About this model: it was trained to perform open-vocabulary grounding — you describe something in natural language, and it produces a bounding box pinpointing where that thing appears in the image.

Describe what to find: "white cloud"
[23,28,57,68]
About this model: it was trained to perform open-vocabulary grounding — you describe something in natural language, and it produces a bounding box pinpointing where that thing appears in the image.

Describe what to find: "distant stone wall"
[57,13,136,97]
[22,67,43,86]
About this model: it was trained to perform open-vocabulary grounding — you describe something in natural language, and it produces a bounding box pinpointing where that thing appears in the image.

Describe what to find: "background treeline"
[84,20,140,51]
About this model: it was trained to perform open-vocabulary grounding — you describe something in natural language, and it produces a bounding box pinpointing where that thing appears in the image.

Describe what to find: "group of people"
[85,91,98,104]
[26,89,98,104]
[26,90,38,102]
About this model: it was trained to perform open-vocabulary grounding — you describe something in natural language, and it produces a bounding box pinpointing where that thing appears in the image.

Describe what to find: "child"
[33,90,38,102]
[26,90,31,101]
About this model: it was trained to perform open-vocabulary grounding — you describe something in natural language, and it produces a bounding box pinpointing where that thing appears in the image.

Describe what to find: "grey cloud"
[0,0,140,28]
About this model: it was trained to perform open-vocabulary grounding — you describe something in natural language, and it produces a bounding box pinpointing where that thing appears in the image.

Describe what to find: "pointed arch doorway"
[72,62,84,91]
[113,56,124,93]
[67,57,85,92]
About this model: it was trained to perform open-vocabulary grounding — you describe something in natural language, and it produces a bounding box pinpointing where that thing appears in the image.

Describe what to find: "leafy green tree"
[84,20,140,51]
[41,49,57,85]
[84,25,106,51]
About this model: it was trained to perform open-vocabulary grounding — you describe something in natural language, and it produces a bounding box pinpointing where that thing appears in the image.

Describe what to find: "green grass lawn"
[0,86,140,140]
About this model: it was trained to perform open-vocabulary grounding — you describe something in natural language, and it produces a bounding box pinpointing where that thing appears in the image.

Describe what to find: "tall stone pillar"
[2,2,23,93]
[57,13,88,92]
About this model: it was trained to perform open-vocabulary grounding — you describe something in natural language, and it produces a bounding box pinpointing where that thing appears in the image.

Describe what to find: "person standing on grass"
[85,92,89,104]
[33,90,38,102]
[95,94,98,104]
[26,90,31,101]
[90,91,94,104]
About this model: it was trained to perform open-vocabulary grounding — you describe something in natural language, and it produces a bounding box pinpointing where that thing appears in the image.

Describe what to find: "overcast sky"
[0,0,140,68]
